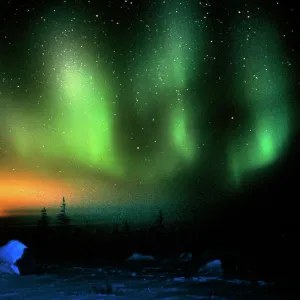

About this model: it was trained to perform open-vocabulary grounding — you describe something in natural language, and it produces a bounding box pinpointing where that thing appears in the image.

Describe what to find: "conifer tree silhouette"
[57,196,70,227]
[37,207,50,228]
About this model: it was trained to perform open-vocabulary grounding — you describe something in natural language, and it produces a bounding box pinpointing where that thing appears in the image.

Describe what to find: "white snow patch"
[0,263,20,275]
[178,252,193,262]
[192,276,222,283]
[0,240,27,264]
[173,276,185,282]
[192,276,274,286]
[126,253,155,261]
[225,279,252,285]
[0,240,27,275]
[257,280,274,286]
[198,259,223,277]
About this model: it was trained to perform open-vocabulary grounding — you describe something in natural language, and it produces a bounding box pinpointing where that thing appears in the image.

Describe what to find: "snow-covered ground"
[0,256,279,300]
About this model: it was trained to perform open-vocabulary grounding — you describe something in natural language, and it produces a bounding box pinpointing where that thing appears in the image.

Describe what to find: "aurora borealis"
[0,0,298,222]
[228,17,293,186]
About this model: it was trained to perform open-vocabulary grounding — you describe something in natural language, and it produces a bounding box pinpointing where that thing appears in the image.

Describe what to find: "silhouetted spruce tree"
[155,210,164,229]
[36,207,50,247]
[153,210,165,254]
[122,220,131,234]
[37,207,50,229]
[57,196,70,227]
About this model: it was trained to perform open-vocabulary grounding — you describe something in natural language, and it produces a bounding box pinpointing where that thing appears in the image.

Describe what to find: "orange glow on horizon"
[0,171,81,217]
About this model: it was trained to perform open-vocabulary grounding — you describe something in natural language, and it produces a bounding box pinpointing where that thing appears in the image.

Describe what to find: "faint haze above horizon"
[0,200,184,226]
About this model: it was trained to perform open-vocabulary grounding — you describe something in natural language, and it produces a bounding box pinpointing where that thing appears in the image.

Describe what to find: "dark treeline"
[0,196,298,287]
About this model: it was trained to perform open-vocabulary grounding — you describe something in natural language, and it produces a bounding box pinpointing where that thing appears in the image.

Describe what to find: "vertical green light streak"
[229,19,292,186]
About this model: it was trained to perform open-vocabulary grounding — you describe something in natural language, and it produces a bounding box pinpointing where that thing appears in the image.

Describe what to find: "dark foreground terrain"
[0,260,290,300]
[1,216,299,299]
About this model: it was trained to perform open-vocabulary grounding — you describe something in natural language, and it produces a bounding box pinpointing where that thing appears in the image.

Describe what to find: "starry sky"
[0,0,299,224]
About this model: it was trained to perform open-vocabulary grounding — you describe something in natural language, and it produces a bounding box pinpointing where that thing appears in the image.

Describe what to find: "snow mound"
[0,240,27,265]
[0,240,27,275]
[126,253,155,261]
[198,259,223,277]
[178,252,192,262]
[0,263,20,275]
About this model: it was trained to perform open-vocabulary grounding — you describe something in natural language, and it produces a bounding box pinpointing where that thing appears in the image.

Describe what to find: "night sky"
[0,0,299,224]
